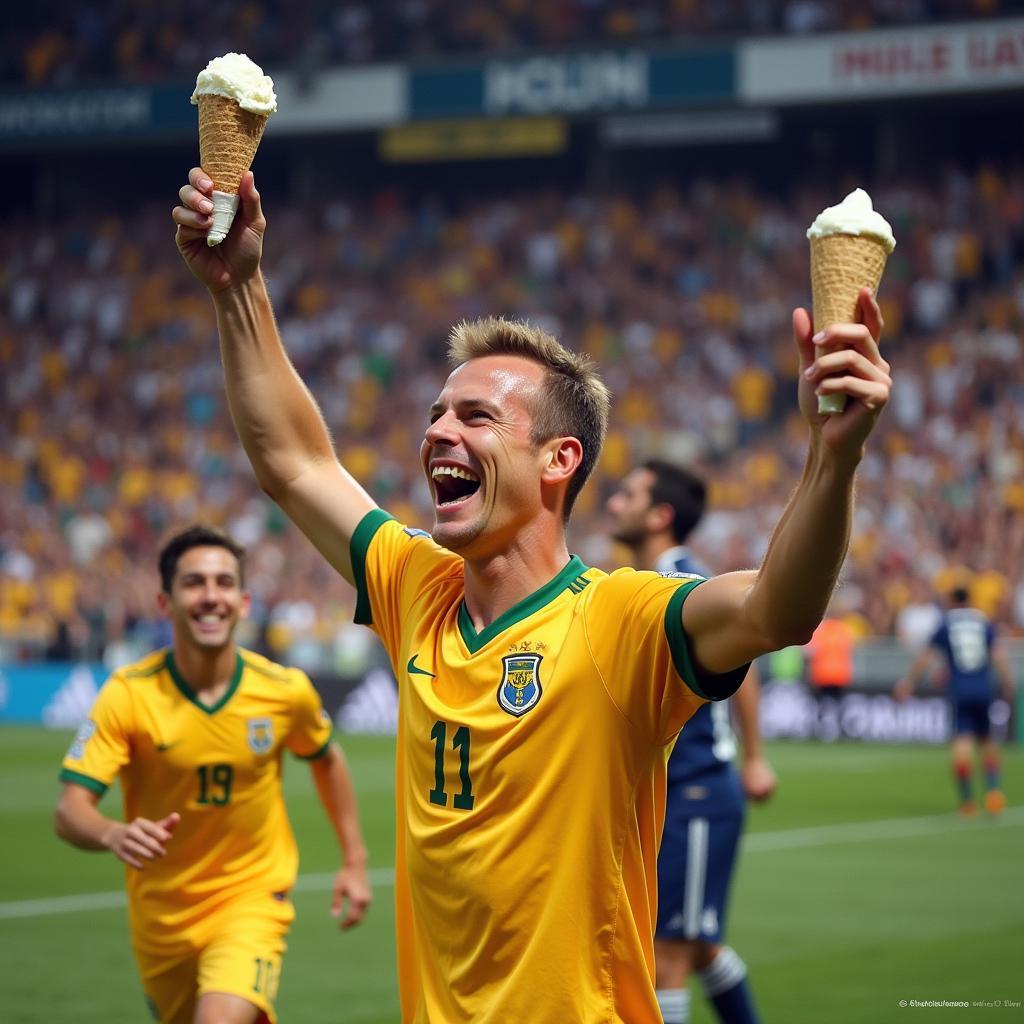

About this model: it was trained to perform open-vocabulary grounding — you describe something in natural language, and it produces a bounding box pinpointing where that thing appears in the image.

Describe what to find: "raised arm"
[682,288,890,674]
[173,168,376,585]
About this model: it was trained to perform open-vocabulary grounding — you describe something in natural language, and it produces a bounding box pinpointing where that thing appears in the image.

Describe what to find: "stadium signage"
[0,88,152,138]
[759,681,1015,745]
[381,117,567,161]
[759,683,952,744]
[0,663,104,726]
[0,67,405,145]
[740,18,1024,102]
[484,52,650,114]
[410,46,734,119]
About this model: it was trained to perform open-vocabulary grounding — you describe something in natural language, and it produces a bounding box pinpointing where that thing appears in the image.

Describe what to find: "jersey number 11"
[429,721,475,810]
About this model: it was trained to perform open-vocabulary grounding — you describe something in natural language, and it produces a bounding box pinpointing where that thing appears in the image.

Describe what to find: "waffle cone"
[809,233,888,331]
[196,94,268,195]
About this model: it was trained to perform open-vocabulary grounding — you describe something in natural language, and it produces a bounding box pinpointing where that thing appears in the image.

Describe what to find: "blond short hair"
[448,316,611,519]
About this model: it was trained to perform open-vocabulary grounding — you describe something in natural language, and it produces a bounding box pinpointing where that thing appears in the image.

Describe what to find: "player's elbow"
[753,616,816,653]
[53,799,73,844]
[741,588,817,654]
[775,621,817,649]
[53,788,91,847]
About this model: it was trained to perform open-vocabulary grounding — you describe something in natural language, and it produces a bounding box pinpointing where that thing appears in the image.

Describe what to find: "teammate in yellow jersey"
[55,525,372,1024]
[174,168,891,1023]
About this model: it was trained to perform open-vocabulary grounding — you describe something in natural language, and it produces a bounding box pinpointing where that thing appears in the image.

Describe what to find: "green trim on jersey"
[58,768,108,796]
[664,580,748,702]
[350,509,395,625]
[166,651,244,714]
[293,732,334,761]
[458,555,589,654]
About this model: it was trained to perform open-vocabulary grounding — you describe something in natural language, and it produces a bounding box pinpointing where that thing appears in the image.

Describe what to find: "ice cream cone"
[809,233,889,414]
[196,94,268,245]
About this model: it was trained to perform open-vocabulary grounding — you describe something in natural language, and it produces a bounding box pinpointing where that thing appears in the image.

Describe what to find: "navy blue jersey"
[930,608,998,703]
[657,548,738,786]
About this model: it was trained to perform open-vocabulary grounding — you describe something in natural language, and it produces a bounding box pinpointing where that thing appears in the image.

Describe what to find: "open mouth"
[193,613,226,630]
[431,464,481,507]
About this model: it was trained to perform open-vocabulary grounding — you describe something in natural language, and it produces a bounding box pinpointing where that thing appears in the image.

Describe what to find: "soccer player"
[173,168,890,1022]
[607,460,776,1024]
[895,585,1016,816]
[55,525,371,1024]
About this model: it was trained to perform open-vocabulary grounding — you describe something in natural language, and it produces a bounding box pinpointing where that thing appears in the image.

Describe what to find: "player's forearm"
[993,650,1015,696]
[732,665,764,762]
[54,793,119,852]
[213,274,336,500]
[312,746,369,867]
[899,649,933,691]
[746,441,857,649]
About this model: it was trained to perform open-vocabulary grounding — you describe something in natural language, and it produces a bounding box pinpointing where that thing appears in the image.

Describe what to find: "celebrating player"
[895,584,1016,817]
[55,525,371,1024]
[173,168,890,1022]
[607,460,776,1024]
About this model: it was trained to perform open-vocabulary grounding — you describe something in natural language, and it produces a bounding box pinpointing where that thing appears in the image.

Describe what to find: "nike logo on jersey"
[407,655,436,679]
[156,741,179,752]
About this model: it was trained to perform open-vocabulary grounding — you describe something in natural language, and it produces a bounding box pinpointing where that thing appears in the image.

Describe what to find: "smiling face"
[420,354,557,557]
[158,545,250,654]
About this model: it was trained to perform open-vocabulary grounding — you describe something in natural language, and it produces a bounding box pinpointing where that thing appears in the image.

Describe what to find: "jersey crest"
[497,654,543,717]
[68,719,96,760]
[247,716,274,755]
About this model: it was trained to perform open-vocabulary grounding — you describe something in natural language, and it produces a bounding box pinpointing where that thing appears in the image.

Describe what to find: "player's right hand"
[103,812,181,870]
[173,168,264,293]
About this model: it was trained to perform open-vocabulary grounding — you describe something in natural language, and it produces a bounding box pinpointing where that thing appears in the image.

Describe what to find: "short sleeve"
[285,670,334,760]
[583,570,747,744]
[59,674,133,795]
[349,511,461,665]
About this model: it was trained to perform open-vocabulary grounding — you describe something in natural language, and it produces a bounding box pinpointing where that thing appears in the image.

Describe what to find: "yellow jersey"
[60,647,333,954]
[351,512,745,1023]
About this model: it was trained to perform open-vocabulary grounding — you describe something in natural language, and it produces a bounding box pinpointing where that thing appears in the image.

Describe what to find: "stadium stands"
[3,164,1024,665]
[5,0,1024,86]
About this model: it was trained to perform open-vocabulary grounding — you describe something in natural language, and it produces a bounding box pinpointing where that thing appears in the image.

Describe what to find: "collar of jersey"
[165,650,244,714]
[457,555,588,654]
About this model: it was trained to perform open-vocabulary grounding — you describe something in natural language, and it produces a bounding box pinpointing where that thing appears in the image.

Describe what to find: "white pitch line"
[744,805,1024,852]
[3,808,1022,921]
[0,867,396,921]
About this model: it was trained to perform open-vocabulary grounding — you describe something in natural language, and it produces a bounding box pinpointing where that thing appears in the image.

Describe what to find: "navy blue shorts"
[656,779,745,942]
[952,699,991,738]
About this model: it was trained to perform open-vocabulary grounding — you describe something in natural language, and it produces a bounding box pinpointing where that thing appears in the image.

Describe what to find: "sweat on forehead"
[441,354,547,404]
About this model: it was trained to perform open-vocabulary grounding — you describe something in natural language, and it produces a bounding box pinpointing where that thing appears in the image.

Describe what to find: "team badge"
[497,654,543,717]
[67,719,96,760]
[247,717,274,754]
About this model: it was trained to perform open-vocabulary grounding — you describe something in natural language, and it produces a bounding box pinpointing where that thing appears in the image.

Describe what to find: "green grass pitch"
[2,726,1022,1022]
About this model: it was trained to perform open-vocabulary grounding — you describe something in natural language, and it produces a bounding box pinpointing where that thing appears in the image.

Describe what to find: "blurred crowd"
[5,0,1022,88]
[3,162,1024,669]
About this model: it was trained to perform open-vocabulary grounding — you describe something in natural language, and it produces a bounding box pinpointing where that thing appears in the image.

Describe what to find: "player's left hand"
[331,862,372,930]
[741,757,777,803]
[796,288,891,458]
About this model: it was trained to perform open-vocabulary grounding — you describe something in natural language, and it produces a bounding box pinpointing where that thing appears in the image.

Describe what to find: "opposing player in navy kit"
[895,585,1016,816]
[607,461,777,1024]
